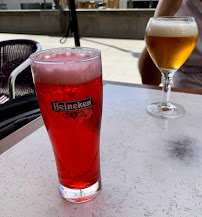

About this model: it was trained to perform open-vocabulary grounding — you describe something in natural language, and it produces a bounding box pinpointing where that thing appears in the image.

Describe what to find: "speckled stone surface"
[1,84,202,217]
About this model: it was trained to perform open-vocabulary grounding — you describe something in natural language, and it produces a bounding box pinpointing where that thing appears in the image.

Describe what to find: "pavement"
[0,33,145,84]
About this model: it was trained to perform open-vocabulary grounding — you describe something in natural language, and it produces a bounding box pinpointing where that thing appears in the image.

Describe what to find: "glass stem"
[161,72,173,107]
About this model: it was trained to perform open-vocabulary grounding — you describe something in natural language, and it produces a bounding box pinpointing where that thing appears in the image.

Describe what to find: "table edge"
[1,81,202,154]
[103,81,202,95]
[0,116,44,155]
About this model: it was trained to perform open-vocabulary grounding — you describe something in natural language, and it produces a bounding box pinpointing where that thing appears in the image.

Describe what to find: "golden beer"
[146,35,198,70]
[145,20,198,71]
[108,0,113,8]
[84,0,91,8]
[145,17,198,119]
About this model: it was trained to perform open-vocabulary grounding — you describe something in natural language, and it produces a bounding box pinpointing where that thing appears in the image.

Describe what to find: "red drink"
[35,76,102,189]
[30,48,103,203]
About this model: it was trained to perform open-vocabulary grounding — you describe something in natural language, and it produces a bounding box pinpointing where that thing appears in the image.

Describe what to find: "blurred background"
[0,0,158,84]
[0,0,158,10]
[0,0,157,137]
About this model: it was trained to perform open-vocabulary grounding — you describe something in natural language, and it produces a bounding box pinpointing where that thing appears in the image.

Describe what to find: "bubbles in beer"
[30,48,102,85]
[45,55,50,59]
[34,48,98,62]
[147,19,198,37]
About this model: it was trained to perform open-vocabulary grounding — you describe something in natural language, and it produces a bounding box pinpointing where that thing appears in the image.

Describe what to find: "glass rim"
[151,16,195,21]
[30,47,101,64]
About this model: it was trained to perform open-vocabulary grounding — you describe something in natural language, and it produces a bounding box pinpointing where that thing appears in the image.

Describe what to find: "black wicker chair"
[0,39,42,139]
[0,39,42,101]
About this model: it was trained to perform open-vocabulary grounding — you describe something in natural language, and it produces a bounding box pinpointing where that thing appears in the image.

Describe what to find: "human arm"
[138,0,183,85]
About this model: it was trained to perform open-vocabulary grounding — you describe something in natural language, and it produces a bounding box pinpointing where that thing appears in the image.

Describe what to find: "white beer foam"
[147,20,198,37]
[30,48,102,85]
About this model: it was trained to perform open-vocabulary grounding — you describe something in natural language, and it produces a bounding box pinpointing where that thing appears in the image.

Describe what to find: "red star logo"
[67,88,78,99]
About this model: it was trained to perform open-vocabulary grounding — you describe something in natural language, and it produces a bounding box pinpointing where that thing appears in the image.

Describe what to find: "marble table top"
[1,84,202,217]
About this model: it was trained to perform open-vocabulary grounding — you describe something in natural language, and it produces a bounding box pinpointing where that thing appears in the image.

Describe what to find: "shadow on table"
[82,38,141,58]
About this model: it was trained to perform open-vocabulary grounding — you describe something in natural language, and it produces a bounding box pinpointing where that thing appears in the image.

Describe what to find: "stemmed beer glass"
[145,17,198,118]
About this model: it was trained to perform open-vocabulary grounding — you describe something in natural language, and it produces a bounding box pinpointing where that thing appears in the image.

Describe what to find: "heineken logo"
[51,97,93,112]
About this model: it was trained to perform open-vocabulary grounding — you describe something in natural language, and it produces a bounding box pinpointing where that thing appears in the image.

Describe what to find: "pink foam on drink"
[30,48,102,85]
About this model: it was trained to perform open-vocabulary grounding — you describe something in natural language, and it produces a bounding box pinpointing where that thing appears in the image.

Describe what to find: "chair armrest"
[8,42,42,100]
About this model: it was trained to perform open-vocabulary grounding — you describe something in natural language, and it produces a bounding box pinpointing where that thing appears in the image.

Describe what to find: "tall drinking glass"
[145,17,198,118]
[30,48,103,203]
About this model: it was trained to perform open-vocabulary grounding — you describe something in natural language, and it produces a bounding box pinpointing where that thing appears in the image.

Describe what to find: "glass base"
[60,179,101,203]
[147,102,185,118]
